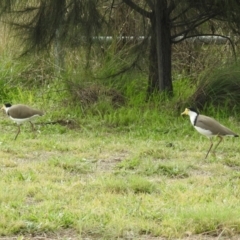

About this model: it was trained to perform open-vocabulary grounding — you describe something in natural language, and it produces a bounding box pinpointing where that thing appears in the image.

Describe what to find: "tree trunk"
[54,0,66,75]
[147,0,173,96]
[54,28,65,75]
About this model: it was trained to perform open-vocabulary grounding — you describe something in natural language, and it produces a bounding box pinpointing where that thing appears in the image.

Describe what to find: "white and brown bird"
[1,103,44,140]
[181,107,238,159]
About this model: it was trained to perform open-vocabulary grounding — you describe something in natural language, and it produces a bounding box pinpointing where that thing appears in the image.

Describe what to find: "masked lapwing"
[181,107,238,159]
[1,103,44,140]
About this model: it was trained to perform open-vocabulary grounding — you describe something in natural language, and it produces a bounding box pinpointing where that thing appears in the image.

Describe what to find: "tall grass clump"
[64,50,162,131]
[189,63,240,114]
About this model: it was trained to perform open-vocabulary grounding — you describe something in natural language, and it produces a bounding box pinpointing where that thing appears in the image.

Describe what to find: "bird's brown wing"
[8,104,44,119]
[197,115,238,136]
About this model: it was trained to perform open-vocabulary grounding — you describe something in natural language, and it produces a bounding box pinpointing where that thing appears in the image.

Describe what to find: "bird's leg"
[205,138,213,159]
[213,135,223,152]
[29,121,35,132]
[14,125,21,140]
[29,121,37,138]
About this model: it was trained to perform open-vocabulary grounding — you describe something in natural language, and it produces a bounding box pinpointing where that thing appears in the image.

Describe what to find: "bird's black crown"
[4,103,12,107]
[188,107,199,114]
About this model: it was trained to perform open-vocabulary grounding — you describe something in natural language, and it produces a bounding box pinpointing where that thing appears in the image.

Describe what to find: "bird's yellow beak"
[181,108,189,116]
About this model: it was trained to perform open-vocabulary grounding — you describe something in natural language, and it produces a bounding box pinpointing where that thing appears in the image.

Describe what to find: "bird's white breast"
[10,115,40,125]
[194,126,212,136]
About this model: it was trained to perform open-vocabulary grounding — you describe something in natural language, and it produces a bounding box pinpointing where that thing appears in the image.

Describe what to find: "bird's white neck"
[4,107,10,114]
[188,111,198,126]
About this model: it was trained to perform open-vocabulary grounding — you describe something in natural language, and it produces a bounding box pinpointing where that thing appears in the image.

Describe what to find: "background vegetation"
[0,1,240,239]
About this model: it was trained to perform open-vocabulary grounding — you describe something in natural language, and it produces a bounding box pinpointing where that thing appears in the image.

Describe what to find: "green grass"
[0,105,240,239]
[0,24,240,239]
[0,63,239,239]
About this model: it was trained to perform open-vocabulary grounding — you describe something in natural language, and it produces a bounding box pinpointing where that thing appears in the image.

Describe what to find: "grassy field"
[0,22,240,239]
[0,99,240,239]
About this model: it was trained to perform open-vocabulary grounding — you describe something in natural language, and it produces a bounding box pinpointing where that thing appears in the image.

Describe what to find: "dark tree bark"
[123,0,173,96]
[54,0,66,75]
[147,0,173,95]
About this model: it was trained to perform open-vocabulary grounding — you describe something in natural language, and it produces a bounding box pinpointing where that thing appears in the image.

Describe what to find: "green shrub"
[189,63,240,112]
